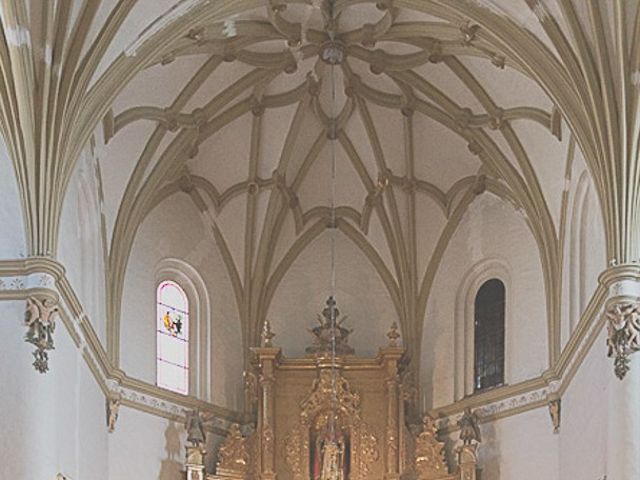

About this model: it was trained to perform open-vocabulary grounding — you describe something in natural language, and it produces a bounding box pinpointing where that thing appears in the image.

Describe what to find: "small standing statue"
[185,408,207,447]
[458,407,482,445]
[24,296,59,373]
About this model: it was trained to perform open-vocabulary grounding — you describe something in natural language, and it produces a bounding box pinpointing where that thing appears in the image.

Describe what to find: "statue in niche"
[306,297,355,356]
[311,412,350,480]
[457,408,481,445]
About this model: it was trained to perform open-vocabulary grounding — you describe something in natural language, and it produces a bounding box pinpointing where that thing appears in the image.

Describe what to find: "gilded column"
[381,341,404,480]
[385,374,400,479]
[185,445,206,480]
[252,345,280,480]
[600,266,640,479]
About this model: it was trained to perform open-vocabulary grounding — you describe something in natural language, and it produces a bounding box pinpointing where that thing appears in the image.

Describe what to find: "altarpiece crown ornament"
[24,296,59,373]
[605,302,640,379]
[306,297,354,356]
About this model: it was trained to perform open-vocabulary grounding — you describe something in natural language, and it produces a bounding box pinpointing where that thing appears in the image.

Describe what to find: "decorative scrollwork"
[300,370,361,427]
[357,422,379,480]
[415,415,448,480]
[217,424,250,474]
[285,426,304,480]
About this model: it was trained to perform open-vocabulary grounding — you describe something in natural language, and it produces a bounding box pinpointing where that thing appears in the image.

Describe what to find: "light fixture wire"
[328,0,338,443]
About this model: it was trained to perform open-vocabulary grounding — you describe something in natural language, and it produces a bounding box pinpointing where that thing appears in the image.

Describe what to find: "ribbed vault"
[1,0,635,380]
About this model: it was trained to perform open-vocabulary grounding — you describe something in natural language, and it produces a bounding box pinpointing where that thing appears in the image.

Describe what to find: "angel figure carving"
[24,296,59,373]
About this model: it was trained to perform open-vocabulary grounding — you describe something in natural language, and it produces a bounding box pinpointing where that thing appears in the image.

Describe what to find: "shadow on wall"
[159,421,182,480]
[478,421,499,480]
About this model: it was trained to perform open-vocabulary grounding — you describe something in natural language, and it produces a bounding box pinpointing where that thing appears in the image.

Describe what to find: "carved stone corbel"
[106,396,121,433]
[605,302,640,379]
[24,296,59,373]
[548,398,561,434]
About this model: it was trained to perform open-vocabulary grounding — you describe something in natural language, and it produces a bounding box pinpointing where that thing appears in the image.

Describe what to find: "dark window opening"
[474,279,505,392]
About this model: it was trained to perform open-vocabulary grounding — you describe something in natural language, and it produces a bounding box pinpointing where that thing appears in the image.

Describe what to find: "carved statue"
[24,296,58,373]
[312,413,349,480]
[320,440,345,480]
[185,408,207,447]
[217,424,249,474]
[306,297,354,356]
[457,408,481,445]
[106,397,120,433]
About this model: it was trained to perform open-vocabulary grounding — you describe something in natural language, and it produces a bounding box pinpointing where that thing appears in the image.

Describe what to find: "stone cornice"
[0,256,609,432]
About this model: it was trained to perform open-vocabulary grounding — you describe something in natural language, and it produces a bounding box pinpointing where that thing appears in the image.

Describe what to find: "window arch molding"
[155,258,211,399]
[454,258,511,400]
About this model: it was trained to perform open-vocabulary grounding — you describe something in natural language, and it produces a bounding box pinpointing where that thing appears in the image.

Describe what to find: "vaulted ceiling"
[1,0,637,369]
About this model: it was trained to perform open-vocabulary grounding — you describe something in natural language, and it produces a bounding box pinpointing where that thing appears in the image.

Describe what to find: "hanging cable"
[328,0,338,445]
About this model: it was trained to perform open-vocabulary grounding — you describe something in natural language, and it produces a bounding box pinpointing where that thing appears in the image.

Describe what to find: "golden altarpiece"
[184,299,479,480]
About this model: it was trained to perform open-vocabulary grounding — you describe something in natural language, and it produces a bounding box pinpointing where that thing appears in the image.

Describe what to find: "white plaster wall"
[421,193,547,408]
[58,148,109,345]
[120,192,243,409]
[472,407,559,480]
[108,405,224,480]
[559,328,608,479]
[0,300,109,480]
[268,230,399,358]
[0,137,27,258]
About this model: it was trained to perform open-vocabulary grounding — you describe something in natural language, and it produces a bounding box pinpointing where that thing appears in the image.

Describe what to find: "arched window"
[156,280,189,394]
[474,279,505,392]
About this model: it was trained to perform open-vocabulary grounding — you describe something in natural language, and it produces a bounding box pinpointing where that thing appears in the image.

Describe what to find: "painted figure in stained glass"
[156,280,189,394]
[163,310,184,336]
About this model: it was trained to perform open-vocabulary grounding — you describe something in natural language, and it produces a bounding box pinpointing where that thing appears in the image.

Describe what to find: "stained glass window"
[156,280,189,394]
[474,279,505,392]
